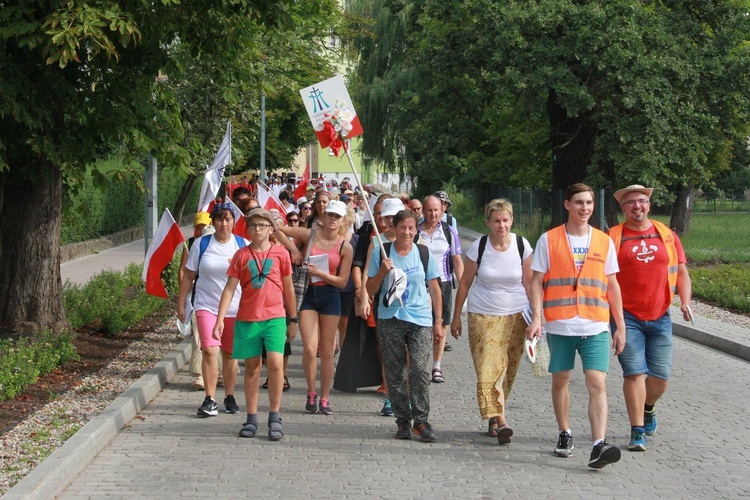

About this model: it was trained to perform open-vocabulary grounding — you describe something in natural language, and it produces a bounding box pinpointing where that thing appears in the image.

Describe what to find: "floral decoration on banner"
[322,106,355,157]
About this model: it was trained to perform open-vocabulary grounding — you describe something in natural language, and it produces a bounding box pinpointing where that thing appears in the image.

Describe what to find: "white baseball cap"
[325,200,347,217]
[381,198,406,217]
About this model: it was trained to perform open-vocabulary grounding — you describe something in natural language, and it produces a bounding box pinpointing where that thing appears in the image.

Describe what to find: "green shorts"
[233,318,287,359]
[546,331,611,374]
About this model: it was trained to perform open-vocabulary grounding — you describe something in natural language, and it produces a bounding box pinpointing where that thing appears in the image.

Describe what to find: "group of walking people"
[174,181,692,471]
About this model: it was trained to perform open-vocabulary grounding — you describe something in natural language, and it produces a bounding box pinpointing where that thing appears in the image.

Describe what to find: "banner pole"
[343,145,386,257]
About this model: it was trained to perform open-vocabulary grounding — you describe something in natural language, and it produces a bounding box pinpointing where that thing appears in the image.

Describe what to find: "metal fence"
[468,186,750,264]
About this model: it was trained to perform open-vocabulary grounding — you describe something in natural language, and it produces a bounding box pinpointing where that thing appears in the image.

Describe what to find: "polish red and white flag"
[294,166,310,201]
[142,208,185,298]
[257,181,287,223]
[226,198,248,238]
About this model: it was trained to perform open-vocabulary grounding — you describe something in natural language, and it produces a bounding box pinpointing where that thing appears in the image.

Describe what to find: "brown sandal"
[496,423,513,445]
[488,417,500,437]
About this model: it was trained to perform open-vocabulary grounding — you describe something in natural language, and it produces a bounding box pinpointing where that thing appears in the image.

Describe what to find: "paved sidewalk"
[61,226,193,286]
[7,227,750,498]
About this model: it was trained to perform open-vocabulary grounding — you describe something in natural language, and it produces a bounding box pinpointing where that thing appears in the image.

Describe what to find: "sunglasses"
[288,219,299,223]
[302,206,312,210]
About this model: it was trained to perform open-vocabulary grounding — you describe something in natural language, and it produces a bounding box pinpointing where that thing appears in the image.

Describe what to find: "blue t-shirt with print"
[368,243,440,327]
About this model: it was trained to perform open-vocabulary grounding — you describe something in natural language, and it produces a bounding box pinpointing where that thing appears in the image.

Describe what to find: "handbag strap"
[302,225,316,264]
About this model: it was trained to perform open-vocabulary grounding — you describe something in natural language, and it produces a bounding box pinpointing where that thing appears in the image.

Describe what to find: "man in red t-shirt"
[609,185,692,453]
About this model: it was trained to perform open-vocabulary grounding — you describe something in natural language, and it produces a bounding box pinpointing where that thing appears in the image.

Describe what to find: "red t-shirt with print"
[227,245,291,322]
[616,224,687,321]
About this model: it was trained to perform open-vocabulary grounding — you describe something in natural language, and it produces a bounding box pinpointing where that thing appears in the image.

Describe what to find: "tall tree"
[489,1,750,230]
[346,0,750,232]
[0,0,338,332]
[168,22,337,222]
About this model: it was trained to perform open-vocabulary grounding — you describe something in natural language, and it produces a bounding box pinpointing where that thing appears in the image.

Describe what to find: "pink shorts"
[195,310,235,354]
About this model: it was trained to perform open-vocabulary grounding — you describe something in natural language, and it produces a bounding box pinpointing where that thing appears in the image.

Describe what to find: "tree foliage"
[346,0,750,208]
[0,0,340,331]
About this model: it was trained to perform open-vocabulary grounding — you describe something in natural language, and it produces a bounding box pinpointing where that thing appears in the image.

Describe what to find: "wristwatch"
[289,316,299,324]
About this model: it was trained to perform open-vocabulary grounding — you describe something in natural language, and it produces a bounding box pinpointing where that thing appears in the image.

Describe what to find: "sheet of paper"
[308,254,329,283]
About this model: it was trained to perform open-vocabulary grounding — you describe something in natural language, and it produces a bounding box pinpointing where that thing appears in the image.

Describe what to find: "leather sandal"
[431,369,445,383]
[496,423,513,445]
[488,417,500,437]
[283,376,291,391]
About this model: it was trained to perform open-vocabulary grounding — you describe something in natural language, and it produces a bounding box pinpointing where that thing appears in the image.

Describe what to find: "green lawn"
[690,264,750,314]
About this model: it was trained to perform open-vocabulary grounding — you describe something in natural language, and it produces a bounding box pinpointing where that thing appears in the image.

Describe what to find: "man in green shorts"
[214,208,298,441]
[526,184,627,469]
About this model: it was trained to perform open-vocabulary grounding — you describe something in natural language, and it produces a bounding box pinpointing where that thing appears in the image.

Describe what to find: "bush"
[0,330,79,401]
[64,263,169,335]
[0,258,179,401]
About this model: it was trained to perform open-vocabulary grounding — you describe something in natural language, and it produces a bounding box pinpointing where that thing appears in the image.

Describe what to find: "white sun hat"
[383,268,407,307]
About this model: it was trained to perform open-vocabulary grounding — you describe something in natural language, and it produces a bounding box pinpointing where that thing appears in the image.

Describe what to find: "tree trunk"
[670,184,693,236]
[547,90,597,228]
[0,159,67,333]
[173,173,198,224]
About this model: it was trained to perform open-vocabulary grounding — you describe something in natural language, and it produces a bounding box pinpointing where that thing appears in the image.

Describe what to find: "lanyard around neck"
[565,225,592,291]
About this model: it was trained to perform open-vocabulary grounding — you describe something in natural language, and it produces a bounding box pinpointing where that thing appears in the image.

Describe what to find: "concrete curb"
[672,321,750,362]
[4,338,192,500]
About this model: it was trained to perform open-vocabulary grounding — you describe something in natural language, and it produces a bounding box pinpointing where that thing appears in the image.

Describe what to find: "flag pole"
[342,144,386,257]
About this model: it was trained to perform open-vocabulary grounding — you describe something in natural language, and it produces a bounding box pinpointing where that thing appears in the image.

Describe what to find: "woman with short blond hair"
[450,198,533,444]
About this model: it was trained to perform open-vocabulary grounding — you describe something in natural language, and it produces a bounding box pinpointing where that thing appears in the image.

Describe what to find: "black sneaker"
[395,420,412,440]
[318,398,333,415]
[588,441,621,469]
[224,395,240,414]
[413,421,436,442]
[197,396,218,417]
[553,430,574,457]
[305,392,318,413]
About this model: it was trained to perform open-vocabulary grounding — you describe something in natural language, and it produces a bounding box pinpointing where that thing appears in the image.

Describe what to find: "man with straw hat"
[609,184,692,452]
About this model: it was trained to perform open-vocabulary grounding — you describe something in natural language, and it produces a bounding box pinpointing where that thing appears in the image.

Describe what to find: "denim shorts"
[614,309,673,380]
[547,331,611,374]
[300,284,341,316]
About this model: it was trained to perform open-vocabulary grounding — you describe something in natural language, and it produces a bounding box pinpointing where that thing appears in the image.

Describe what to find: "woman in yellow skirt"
[450,199,532,444]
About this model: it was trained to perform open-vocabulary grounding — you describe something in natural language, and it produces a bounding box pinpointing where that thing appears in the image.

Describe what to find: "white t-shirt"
[419,223,461,283]
[186,235,247,316]
[531,229,619,336]
[466,234,532,316]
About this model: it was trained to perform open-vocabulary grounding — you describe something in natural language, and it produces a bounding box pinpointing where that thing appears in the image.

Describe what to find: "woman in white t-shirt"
[178,203,248,418]
[450,199,532,445]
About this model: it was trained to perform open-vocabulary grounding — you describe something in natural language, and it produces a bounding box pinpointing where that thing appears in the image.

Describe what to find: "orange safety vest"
[542,225,611,322]
[608,219,678,298]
